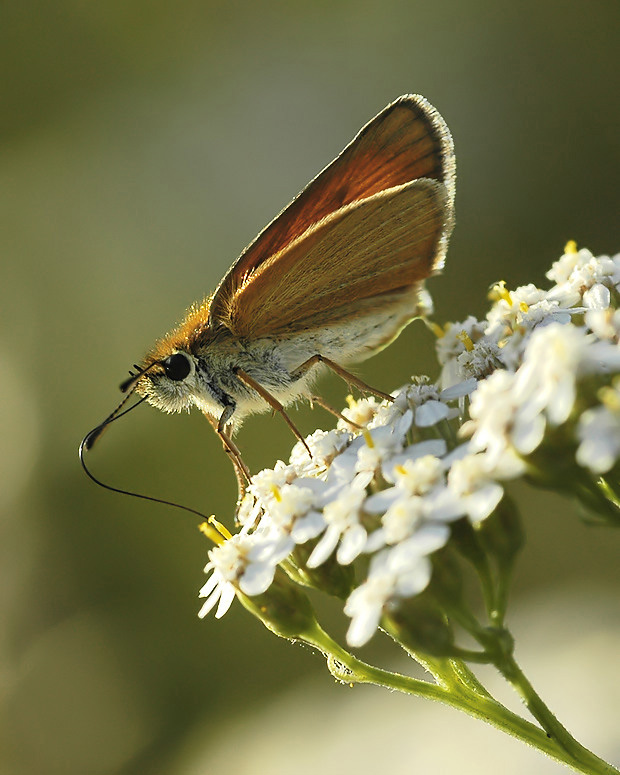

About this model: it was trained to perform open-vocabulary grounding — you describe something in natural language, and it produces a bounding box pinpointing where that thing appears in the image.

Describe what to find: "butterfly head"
[120,297,219,413]
[121,349,198,414]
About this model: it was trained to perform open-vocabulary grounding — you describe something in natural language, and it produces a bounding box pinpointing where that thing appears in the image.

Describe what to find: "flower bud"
[476,496,524,565]
[290,543,356,599]
[450,517,489,573]
[382,594,455,656]
[237,569,317,640]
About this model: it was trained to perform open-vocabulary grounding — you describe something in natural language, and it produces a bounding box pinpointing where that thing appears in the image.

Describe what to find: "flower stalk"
[298,621,618,775]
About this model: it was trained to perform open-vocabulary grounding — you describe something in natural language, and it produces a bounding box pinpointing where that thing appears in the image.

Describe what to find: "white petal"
[583,283,610,309]
[399,524,450,556]
[394,409,414,437]
[198,571,221,598]
[512,413,546,454]
[337,524,368,565]
[198,584,225,619]
[547,381,576,425]
[291,511,326,543]
[364,528,387,553]
[364,487,399,513]
[440,378,478,400]
[306,525,341,568]
[239,562,276,596]
[384,440,448,477]
[576,432,616,473]
[214,584,236,618]
[415,400,450,427]
[346,604,382,648]
[465,483,504,523]
[441,443,472,467]
[259,534,295,564]
[393,555,433,597]
[425,487,466,522]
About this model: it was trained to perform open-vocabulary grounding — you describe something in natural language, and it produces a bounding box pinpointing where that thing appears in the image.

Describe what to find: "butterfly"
[84,94,455,503]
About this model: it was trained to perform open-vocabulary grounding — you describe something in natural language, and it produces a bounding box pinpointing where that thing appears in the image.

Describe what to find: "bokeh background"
[2,1,619,773]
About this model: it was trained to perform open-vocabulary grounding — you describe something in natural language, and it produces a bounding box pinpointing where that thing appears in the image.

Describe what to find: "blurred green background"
[2,1,619,773]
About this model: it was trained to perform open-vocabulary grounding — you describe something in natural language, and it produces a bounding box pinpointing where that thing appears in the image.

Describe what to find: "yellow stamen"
[362,429,375,448]
[564,240,578,254]
[488,280,513,306]
[394,464,407,476]
[270,484,282,502]
[457,330,475,352]
[199,517,231,545]
[426,320,446,338]
[519,301,529,313]
[346,394,356,408]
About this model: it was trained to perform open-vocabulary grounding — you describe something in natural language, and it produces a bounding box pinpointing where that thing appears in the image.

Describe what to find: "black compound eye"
[163,352,192,381]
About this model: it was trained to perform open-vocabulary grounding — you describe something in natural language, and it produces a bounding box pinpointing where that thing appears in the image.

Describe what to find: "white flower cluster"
[444,246,620,475]
[199,245,620,647]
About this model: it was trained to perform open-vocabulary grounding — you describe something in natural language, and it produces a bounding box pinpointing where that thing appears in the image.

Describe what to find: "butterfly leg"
[233,367,311,456]
[203,408,251,503]
[309,394,363,429]
[291,354,394,402]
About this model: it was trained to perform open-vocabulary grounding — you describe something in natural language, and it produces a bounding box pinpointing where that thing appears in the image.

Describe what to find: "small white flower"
[576,383,620,473]
[337,395,381,429]
[289,428,353,477]
[329,413,412,483]
[379,498,427,544]
[306,475,369,567]
[486,283,549,333]
[546,246,588,285]
[585,308,620,342]
[249,463,299,505]
[369,497,455,549]
[365,454,463,550]
[484,281,580,371]
[447,452,505,523]
[547,248,618,307]
[400,377,441,408]
[391,455,445,494]
[513,322,620,427]
[262,481,326,550]
[436,317,485,364]
[396,378,470,427]
[467,369,538,462]
[344,532,447,647]
[436,317,488,388]
[198,533,276,619]
[381,439,448,484]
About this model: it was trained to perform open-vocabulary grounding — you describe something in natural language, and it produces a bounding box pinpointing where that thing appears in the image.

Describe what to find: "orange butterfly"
[84,94,455,502]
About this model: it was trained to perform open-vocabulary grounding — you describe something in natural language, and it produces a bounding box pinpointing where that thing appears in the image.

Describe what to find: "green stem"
[597,476,620,515]
[491,555,515,627]
[445,658,495,699]
[496,651,618,775]
[568,474,620,526]
[299,621,619,775]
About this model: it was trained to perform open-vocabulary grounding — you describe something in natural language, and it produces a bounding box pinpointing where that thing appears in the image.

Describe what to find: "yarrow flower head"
[198,244,620,650]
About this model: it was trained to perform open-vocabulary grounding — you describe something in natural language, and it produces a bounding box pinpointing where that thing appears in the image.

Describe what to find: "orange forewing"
[223,179,448,337]
[208,95,454,327]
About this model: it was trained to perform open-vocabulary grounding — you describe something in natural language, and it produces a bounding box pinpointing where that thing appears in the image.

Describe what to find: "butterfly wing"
[220,178,449,337]
[208,94,455,327]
